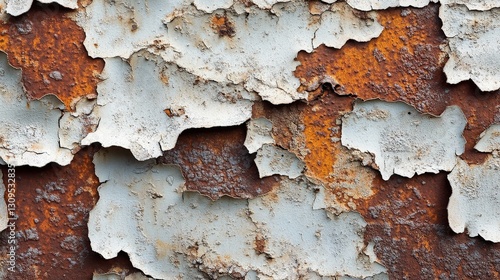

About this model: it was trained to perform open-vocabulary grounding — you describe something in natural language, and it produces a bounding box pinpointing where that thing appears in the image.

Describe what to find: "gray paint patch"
[244,118,275,154]
[81,51,254,161]
[345,0,437,11]
[255,144,305,179]
[440,4,500,91]
[0,171,7,232]
[341,100,466,180]
[6,0,77,16]
[0,52,73,167]
[448,157,500,242]
[474,124,500,153]
[76,0,382,104]
[89,147,386,279]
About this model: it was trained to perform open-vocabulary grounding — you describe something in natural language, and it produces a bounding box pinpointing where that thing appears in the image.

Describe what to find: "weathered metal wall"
[0,0,499,279]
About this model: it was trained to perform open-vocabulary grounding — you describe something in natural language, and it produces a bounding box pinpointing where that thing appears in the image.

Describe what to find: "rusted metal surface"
[0,1,499,279]
[0,5,104,110]
[160,126,280,200]
[0,146,139,279]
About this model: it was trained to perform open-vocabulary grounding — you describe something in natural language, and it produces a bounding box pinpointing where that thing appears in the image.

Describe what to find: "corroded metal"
[0,5,104,111]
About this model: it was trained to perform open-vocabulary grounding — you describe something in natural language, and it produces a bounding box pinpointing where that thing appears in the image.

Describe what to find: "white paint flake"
[251,0,290,9]
[248,179,387,278]
[345,0,437,11]
[440,0,500,11]
[81,51,254,161]
[448,124,500,243]
[59,98,99,153]
[193,0,233,13]
[0,52,73,167]
[255,144,305,178]
[474,124,500,153]
[448,157,500,242]
[76,0,383,104]
[89,147,386,279]
[244,118,275,154]
[341,100,466,180]
[440,4,500,91]
[0,171,7,232]
[313,3,383,49]
[6,0,77,16]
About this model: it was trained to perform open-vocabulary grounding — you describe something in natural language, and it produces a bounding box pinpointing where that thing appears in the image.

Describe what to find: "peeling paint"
[345,0,437,11]
[0,52,73,167]
[160,126,280,200]
[6,0,78,16]
[341,100,466,180]
[440,0,500,11]
[244,118,275,154]
[440,4,500,91]
[255,144,305,179]
[0,8,104,110]
[448,125,500,242]
[76,0,382,104]
[475,124,500,152]
[89,147,386,279]
[0,171,7,232]
[448,157,500,242]
[81,51,254,161]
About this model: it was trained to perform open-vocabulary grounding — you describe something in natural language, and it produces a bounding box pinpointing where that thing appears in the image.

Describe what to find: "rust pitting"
[355,173,500,280]
[0,5,104,111]
[0,146,139,279]
[210,13,236,38]
[159,126,280,200]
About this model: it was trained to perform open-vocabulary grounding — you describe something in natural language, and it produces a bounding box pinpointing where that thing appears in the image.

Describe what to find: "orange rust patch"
[0,146,139,279]
[356,173,500,279]
[210,13,236,37]
[159,126,280,200]
[296,5,447,114]
[0,6,104,111]
[296,4,500,166]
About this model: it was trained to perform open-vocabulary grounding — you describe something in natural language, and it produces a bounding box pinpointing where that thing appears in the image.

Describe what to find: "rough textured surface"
[440,4,500,91]
[475,124,500,153]
[255,144,305,179]
[345,0,437,11]
[6,0,78,16]
[447,125,500,242]
[160,126,280,200]
[341,100,466,180]
[0,172,7,232]
[0,7,104,110]
[244,118,275,154]
[81,51,254,161]
[0,147,140,279]
[76,0,382,104]
[90,147,386,279]
[448,157,500,242]
[0,52,73,167]
[2,0,500,279]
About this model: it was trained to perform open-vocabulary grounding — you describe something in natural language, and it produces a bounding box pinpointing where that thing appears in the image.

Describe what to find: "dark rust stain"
[159,126,280,200]
[0,5,104,111]
[356,173,500,280]
[296,5,447,114]
[210,13,236,38]
[0,146,139,279]
[296,4,500,166]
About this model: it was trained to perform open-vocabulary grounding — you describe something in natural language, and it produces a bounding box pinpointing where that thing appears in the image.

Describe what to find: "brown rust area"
[159,126,280,200]
[0,5,104,111]
[210,13,236,37]
[296,4,500,166]
[355,173,500,280]
[296,5,447,114]
[0,146,139,279]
